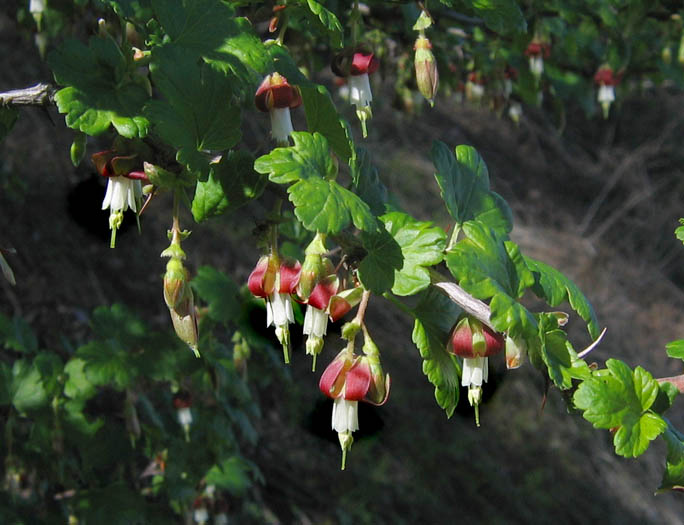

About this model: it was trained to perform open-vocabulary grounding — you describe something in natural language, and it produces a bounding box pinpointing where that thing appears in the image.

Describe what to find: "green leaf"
[446,221,533,300]
[300,84,353,162]
[296,0,344,49]
[574,359,667,457]
[468,0,527,34]
[410,287,462,417]
[675,219,684,244]
[10,359,48,413]
[152,0,235,55]
[666,339,684,361]
[381,211,446,296]
[146,45,241,179]
[525,256,600,339]
[34,352,64,398]
[191,266,240,324]
[77,340,133,390]
[204,457,252,496]
[288,177,376,233]
[354,148,387,215]
[0,106,18,143]
[357,227,403,295]
[658,423,684,493]
[48,37,149,137]
[191,150,265,222]
[74,483,148,525]
[97,0,153,19]
[0,314,38,354]
[254,131,336,184]
[63,398,104,437]
[90,304,147,347]
[64,358,97,400]
[540,329,573,390]
[431,142,512,236]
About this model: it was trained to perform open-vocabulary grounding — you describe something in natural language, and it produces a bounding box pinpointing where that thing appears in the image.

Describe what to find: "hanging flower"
[248,254,301,363]
[92,150,149,249]
[525,40,551,81]
[448,316,504,426]
[594,66,620,119]
[465,72,485,104]
[173,392,193,442]
[254,73,302,145]
[192,497,209,525]
[332,47,380,137]
[414,35,439,106]
[508,101,523,125]
[319,349,389,469]
[503,65,518,99]
[303,275,339,370]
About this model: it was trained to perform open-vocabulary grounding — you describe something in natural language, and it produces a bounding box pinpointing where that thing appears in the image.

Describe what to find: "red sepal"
[594,67,620,86]
[92,150,115,177]
[343,358,372,401]
[279,259,301,294]
[248,255,277,298]
[125,170,150,183]
[525,41,550,58]
[308,275,339,310]
[173,392,192,409]
[351,52,379,76]
[319,351,351,399]
[255,74,302,112]
[449,318,504,358]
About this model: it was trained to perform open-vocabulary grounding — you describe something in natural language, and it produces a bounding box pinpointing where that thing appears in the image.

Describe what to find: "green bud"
[70,132,87,167]
[341,320,361,341]
[169,294,199,358]
[414,36,439,106]
[163,258,190,309]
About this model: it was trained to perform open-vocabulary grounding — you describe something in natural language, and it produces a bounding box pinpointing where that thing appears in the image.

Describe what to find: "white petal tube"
[331,397,359,433]
[270,107,294,144]
[303,305,328,337]
[349,73,372,107]
[461,356,488,387]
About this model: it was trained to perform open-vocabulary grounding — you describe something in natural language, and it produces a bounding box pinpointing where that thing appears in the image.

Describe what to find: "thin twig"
[433,281,494,330]
[0,83,56,106]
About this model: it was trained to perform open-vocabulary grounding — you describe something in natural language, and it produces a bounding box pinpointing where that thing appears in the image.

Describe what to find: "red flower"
[254,73,302,145]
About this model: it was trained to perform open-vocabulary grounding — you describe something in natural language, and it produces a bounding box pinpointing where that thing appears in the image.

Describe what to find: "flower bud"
[505,335,526,369]
[414,36,439,106]
[70,132,87,167]
[163,258,190,309]
[329,287,364,322]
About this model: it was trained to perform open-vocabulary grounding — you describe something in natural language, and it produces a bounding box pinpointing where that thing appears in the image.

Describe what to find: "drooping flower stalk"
[448,316,504,426]
[254,73,302,146]
[333,47,379,137]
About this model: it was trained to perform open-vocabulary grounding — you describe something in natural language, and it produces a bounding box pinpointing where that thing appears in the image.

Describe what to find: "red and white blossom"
[254,73,302,145]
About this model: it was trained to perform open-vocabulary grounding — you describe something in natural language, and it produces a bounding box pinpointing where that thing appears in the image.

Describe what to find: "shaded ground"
[3,5,684,524]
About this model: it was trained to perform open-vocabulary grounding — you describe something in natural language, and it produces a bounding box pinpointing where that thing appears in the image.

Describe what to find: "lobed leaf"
[431,142,512,236]
[381,211,446,296]
[525,256,600,339]
[574,359,667,457]
[191,267,241,324]
[410,287,462,417]
[300,84,354,163]
[191,150,265,222]
[357,228,403,295]
[666,339,684,361]
[658,423,684,493]
[254,131,336,183]
[354,148,388,215]
[49,37,149,138]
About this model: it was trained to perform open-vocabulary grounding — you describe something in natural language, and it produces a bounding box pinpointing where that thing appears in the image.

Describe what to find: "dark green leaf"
[446,221,533,300]
[63,398,104,437]
[295,0,344,49]
[0,314,38,354]
[146,45,241,179]
[353,148,387,215]
[381,211,446,296]
[192,150,265,222]
[525,256,600,339]
[0,106,18,143]
[468,0,527,34]
[658,423,684,493]
[254,131,336,184]
[431,142,512,236]
[97,0,153,19]
[192,266,240,324]
[300,84,353,162]
[288,177,376,233]
[49,37,149,137]
[574,359,667,457]
[357,227,403,295]
[410,287,462,417]
[74,483,147,525]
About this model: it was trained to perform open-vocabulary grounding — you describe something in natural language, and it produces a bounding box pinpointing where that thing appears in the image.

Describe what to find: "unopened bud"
[163,258,190,309]
[505,335,526,369]
[169,291,199,357]
[70,132,87,167]
[414,36,439,106]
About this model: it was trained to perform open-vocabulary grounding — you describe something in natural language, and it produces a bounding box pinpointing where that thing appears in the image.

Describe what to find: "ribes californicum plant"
[3,0,684,521]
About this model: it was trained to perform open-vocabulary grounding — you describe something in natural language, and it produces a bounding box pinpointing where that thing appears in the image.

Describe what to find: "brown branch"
[0,83,56,106]
[657,375,684,394]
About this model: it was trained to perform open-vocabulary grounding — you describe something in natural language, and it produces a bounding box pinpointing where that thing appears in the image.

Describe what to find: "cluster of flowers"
[247,233,391,467]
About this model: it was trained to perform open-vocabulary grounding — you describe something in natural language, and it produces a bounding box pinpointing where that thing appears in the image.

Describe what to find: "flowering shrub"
[3,0,684,522]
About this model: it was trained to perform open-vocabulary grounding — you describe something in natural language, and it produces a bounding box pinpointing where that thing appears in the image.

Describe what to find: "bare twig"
[0,83,56,106]
[433,281,494,330]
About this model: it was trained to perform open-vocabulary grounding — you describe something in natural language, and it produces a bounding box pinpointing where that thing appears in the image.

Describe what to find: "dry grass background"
[3,5,684,523]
